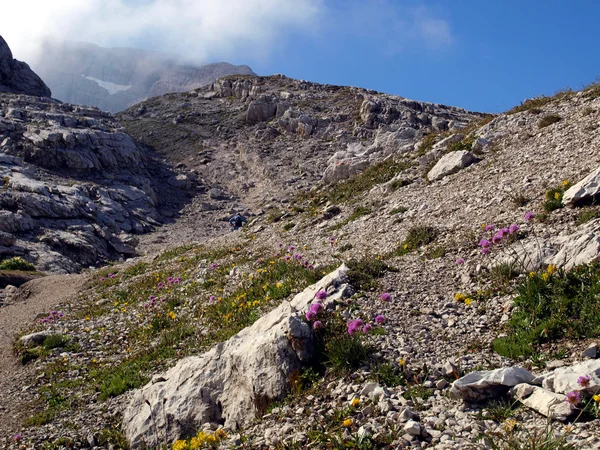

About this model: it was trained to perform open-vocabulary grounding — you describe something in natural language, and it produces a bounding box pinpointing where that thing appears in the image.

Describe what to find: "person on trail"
[229,213,248,231]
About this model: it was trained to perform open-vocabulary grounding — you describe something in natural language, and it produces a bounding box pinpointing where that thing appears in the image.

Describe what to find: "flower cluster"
[172,429,228,450]
[99,272,117,282]
[454,292,473,306]
[347,315,386,335]
[478,220,522,255]
[40,310,64,324]
[143,295,166,310]
[563,374,600,416]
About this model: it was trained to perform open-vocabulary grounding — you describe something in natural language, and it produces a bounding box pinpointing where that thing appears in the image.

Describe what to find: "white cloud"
[0,0,324,65]
[333,1,454,54]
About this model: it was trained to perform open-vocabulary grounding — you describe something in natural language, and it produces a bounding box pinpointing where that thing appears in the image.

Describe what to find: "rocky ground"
[2,55,600,449]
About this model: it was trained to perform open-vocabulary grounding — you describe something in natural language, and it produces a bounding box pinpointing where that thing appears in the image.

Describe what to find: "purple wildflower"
[57,312,64,318]
[308,264,314,270]
[13,434,21,442]
[456,258,465,265]
[209,295,216,303]
[309,303,323,314]
[525,211,536,221]
[305,310,317,321]
[380,292,392,302]
[100,277,105,282]
[484,224,495,231]
[481,247,490,255]
[509,224,520,234]
[577,375,592,388]
[289,245,296,251]
[315,289,328,301]
[313,320,323,330]
[50,310,57,316]
[211,263,219,269]
[565,390,581,406]
[363,323,373,333]
[295,254,303,260]
[492,233,503,244]
[479,239,492,248]
[500,227,510,236]
[284,255,291,261]
[375,315,386,324]
[347,319,364,335]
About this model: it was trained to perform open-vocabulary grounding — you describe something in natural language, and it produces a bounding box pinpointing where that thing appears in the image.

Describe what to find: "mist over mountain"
[33,40,256,112]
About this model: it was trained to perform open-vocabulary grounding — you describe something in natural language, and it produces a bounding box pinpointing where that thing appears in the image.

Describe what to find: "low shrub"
[493,263,600,358]
[0,256,36,271]
[538,114,562,128]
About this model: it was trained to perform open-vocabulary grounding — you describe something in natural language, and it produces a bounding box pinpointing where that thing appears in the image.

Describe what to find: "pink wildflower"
[484,224,495,231]
[305,310,317,321]
[492,233,503,244]
[509,224,520,234]
[362,323,373,333]
[315,289,328,301]
[456,258,465,265]
[375,315,386,324]
[313,320,323,330]
[479,239,492,248]
[565,390,581,406]
[577,375,592,388]
[380,292,392,302]
[525,211,536,221]
[309,303,323,314]
[481,247,490,255]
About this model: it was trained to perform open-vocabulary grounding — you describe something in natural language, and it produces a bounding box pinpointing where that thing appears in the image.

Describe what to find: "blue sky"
[252,1,600,113]
[2,0,600,113]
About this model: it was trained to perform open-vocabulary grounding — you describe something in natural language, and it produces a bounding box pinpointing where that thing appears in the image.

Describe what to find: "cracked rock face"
[123,265,351,448]
[0,36,51,97]
[0,93,191,272]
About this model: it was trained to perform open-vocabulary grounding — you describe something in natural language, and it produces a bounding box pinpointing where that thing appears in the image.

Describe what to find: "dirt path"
[0,274,87,439]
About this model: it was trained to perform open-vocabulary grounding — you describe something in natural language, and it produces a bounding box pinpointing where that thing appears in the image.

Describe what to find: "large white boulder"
[427,150,476,182]
[123,265,351,449]
[510,384,574,421]
[450,367,534,402]
[562,166,600,206]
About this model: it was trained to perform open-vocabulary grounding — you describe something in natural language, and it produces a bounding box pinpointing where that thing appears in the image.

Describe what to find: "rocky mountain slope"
[2,41,600,449]
[0,36,50,97]
[117,74,484,252]
[0,37,200,274]
[33,40,256,113]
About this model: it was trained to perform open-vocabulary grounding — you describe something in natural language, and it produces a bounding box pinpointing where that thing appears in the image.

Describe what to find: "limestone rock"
[450,367,535,402]
[582,343,598,359]
[510,384,574,421]
[20,331,52,347]
[562,166,600,206]
[247,96,277,125]
[427,151,476,182]
[123,265,351,448]
[540,360,600,395]
[0,36,51,97]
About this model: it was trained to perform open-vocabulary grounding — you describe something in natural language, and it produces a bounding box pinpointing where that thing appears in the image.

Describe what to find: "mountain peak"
[0,36,51,97]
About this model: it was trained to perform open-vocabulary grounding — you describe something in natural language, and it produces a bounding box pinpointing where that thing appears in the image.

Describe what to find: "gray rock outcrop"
[450,367,535,402]
[0,93,191,272]
[427,150,476,182]
[123,265,352,448]
[562,165,600,206]
[0,36,51,97]
[510,384,574,421]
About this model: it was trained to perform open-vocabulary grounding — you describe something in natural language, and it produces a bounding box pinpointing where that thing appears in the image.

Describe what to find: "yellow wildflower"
[86,316,91,321]
[554,192,561,200]
[562,180,570,187]
[547,264,556,274]
[351,398,360,407]
[504,418,517,432]
[529,271,536,278]
[172,440,188,450]
[481,223,486,229]
[403,243,409,250]
[92,358,97,363]
[398,358,406,366]
[276,282,284,288]
[168,311,177,320]
[454,292,466,302]
[464,298,473,306]
[541,273,549,281]
[593,394,600,402]
[343,418,353,427]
